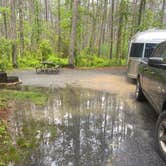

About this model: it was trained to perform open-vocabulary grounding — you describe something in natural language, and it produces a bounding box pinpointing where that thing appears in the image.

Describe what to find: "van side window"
[130,43,144,57]
[144,43,157,58]
[153,43,166,58]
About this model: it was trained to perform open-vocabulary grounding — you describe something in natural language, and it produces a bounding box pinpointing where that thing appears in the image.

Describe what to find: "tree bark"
[18,0,24,55]
[58,0,61,52]
[10,0,18,68]
[110,0,115,59]
[69,0,80,66]
[161,0,166,28]
[98,0,108,56]
[137,0,146,31]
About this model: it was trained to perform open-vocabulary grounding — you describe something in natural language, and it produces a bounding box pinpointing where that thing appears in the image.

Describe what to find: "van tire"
[135,79,145,101]
[155,111,166,161]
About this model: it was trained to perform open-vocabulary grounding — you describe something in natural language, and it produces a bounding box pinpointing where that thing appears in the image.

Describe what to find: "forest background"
[0,0,165,70]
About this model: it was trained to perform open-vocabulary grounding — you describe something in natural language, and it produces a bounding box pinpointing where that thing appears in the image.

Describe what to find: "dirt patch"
[0,109,11,120]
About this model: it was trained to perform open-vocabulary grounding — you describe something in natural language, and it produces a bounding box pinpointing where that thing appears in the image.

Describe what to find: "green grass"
[0,89,48,105]
[0,119,57,166]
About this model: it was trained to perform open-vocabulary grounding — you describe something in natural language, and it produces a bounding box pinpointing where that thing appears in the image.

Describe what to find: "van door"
[145,43,166,112]
[141,43,158,93]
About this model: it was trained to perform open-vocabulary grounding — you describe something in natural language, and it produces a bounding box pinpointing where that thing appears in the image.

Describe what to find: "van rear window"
[129,43,144,57]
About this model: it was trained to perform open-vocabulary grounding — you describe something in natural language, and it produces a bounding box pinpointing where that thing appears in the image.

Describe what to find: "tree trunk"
[18,0,24,55]
[137,0,146,31]
[98,0,107,56]
[110,0,115,59]
[161,0,166,28]
[45,0,48,21]
[3,12,8,39]
[10,0,18,68]
[58,0,61,52]
[69,0,79,66]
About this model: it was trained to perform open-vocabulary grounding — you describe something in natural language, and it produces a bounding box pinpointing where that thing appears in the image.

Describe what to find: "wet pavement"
[7,86,166,166]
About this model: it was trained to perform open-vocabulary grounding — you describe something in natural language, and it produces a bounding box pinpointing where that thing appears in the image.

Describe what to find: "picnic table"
[35,61,60,74]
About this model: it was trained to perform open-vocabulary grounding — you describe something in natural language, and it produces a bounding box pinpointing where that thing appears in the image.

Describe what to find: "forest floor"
[7,67,166,166]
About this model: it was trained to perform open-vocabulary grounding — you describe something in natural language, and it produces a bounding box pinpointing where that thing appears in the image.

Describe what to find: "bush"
[0,38,12,71]
[39,40,52,61]
[76,53,127,68]
[47,55,68,66]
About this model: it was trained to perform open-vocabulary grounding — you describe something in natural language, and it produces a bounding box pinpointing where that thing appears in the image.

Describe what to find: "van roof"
[132,29,166,43]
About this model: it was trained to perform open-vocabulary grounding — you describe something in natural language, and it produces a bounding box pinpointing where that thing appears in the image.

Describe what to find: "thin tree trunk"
[19,0,24,55]
[98,0,107,56]
[161,0,166,28]
[89,0,96,53]
[69,0,80,66]
[3,12,8,39]
[137,0,146,31]
[58,0,61,52]
[11,0,17,68]
[110,0,115,59]
[45,0,48,21]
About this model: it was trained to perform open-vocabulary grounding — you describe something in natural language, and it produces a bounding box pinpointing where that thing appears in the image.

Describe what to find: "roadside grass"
[0,119,57,166]
[0,89,48,106]
[0,88,56,166]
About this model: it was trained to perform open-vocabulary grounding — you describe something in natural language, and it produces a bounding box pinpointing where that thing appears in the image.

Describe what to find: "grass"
[0,89,48,105]
[0,119,57,166]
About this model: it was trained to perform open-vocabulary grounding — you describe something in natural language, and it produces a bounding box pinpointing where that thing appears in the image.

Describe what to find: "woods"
[0,0,165,69]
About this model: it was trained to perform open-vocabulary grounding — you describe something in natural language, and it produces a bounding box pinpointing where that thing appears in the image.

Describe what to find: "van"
[127,29,166,79]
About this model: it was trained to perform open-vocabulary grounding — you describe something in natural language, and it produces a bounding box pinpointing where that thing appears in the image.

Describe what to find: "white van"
[127,29,166,79]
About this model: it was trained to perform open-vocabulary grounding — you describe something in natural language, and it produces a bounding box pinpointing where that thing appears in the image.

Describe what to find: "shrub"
[39,40,52,61]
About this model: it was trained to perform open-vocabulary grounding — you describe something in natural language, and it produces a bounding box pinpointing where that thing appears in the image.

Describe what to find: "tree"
[110,0,115,59]
[69,0,80,66]
[137,0,146,31]
[18,0,24,55]
[10,0,17,68]
[57,0,61,52]
[161,0,166,28]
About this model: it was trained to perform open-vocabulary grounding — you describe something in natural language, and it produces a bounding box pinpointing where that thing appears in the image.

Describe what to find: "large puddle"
[6,87,140,165]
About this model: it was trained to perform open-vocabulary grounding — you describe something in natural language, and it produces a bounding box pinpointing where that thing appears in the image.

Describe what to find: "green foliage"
[0,7,10,15]
[18,56,40,68]
[0,118,57,166]
[0,38,12,71]
[76,53,126,68]
[0,89,48,105]
[39,40,53,61]
[0,120,19,166]
[0,97,7,110]
[47,55,68,66]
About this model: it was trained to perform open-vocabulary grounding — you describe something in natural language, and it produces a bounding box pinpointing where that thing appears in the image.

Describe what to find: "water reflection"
[9,87,135,166]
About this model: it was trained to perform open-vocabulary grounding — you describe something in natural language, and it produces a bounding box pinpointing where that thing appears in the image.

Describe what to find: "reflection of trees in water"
[10,88,134,166]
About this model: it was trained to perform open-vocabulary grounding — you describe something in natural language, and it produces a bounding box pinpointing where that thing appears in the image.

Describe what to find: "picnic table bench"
[35,61,60,74]
[0,71,21,85]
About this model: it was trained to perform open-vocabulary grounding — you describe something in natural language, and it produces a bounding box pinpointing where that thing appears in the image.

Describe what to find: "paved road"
[10,68,166,166]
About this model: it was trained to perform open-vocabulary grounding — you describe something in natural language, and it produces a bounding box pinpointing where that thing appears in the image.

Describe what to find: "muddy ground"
[8,67,166,166]
[10,67,135,97]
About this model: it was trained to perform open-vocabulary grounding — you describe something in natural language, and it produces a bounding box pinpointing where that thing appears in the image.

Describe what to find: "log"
[7,76,19,83]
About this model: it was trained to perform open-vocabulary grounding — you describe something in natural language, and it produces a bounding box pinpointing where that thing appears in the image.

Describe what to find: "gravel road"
[10,67,135,97]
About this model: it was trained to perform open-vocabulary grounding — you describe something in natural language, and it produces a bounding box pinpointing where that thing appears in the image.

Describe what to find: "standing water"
[7,87,136,166]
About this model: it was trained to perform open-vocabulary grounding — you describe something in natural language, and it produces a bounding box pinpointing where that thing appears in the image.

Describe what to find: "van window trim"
[142,43,146,58]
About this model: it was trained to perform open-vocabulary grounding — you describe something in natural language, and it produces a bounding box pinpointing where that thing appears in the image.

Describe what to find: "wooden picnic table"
[35,61,60,74]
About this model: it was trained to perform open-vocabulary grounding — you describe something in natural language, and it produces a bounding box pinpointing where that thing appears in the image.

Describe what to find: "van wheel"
[135,79,145,101]
[155,111,166,161]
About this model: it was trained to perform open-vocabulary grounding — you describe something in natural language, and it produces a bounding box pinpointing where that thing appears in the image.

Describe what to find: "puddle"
[5,87,137,166]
